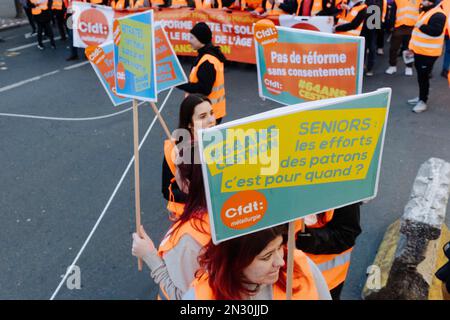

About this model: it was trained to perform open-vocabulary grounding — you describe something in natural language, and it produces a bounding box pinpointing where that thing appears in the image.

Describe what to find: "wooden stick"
[286,221,296,300]
[150,101,173,142]
[132,99,143,271]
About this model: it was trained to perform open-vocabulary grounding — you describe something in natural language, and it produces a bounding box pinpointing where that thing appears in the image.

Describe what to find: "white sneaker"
[377,48,384,55]
[385,66,397,74]
[405,67,413,76]
[407,97,420,105]
[412,101,428,113]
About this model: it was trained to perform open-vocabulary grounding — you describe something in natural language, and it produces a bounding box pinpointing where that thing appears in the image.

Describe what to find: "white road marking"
[0,69,60,93]
[63,61,89,70]
[49,88,174,300]
[6,36,62,51]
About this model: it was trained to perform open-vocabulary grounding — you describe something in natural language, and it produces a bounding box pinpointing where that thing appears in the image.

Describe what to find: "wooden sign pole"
[132,99,143,271]
[286,221,295,300]
[150,102,172,142]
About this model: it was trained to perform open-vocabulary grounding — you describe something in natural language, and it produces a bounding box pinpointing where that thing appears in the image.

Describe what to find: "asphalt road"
[0,25,449,300]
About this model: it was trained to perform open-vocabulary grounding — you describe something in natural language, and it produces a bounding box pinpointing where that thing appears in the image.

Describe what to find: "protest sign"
[113,10,157,102]
[85,42,132,106]
[198,88,391,244]
[72,2,114,48]
[255,20,364,105]
[154,23,187,92]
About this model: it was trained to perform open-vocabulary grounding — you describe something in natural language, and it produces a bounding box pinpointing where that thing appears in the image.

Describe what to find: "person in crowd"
[177,22,227,124]
[162,94,215,221]
[51,0,67,41]
[384,0,421,76]
[296,203,362,300]
[406,0,447,113]
[132,143,212,300]
[20,0,37,35]
[28,0,56,50]
[333,0,368,36]
[361,0,387,75]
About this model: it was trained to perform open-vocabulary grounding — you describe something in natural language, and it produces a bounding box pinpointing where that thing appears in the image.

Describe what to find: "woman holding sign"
[182,225,331,300]
[162,94,216,220]
[133,143,212,300]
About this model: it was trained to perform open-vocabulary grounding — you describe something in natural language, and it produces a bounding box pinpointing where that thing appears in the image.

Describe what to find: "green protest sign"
[198,89,391,244]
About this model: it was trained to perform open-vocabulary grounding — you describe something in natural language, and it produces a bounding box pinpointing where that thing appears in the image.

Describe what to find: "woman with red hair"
[183,225,331,300]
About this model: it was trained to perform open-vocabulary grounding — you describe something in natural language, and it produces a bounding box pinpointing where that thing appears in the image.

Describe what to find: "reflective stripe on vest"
[409,5,446,56]
[306,248,353,290]
[30,0,48,15]
[189,54,226,119]
[336,3,367,36]
[52,0,63,10]
[394,0,420,27]
[315,250,352,272]
[192,250,319,300]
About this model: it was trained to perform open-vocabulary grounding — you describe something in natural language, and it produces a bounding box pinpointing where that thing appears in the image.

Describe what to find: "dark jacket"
[296,203,362,255]
[177,43,227,96]
[161,156,188,203]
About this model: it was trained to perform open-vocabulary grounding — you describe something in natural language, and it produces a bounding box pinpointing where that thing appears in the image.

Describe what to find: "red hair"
[196,225,304,299]
[170,142,208,237]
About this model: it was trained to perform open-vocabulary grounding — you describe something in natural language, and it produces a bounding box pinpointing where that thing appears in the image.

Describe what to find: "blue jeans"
[443,37,450,72]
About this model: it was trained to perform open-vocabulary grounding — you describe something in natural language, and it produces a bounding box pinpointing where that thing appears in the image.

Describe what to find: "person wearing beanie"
[177,22,227,124]
[406,0,447,113]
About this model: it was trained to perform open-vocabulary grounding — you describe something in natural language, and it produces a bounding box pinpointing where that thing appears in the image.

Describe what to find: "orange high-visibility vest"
[189,54,226,119]
[89,0,103,4]
[190,250,320,300]
[157,213,211,300]
[409,4,447,57]
[30,0,49,15]
[194,0,215,8]
[171,0,189,6]
[163,140,185,219]
[336,2,367,36]
[302,210,353,290]
[52,0,64,10]
[394,0,420,28]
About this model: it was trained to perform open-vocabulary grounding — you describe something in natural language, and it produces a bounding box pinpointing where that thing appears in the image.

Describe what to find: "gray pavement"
[0,1,28,31]
[0,25,449,300]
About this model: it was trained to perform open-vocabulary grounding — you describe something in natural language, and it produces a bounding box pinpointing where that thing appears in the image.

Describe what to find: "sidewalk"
[0,1,28,31]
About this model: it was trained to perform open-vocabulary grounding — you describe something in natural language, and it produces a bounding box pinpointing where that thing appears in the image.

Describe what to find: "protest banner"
[113,10,157,102]
[85,42,132,106]
[198,88,391,244]
[255,19,364,105]
[71,4,333,63]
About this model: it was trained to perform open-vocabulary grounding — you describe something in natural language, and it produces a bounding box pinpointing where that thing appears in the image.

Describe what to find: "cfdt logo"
[78,9,109,47]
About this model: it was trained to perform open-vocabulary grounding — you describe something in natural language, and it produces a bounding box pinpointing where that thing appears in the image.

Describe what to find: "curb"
[0,19,28,32]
